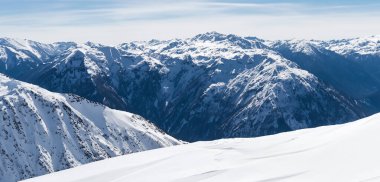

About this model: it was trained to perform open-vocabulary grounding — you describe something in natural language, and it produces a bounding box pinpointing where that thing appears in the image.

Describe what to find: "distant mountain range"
[0,33,379,141]
[0,74,180,181]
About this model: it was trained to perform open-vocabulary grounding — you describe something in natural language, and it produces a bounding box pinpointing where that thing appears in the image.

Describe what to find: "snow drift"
[24,112,380,182]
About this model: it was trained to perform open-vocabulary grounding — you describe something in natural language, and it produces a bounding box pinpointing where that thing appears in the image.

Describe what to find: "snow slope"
[24,112,380,182]
[0,74,180,182]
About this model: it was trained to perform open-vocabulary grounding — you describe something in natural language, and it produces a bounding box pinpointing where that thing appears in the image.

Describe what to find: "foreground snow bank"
[24,113,380,182]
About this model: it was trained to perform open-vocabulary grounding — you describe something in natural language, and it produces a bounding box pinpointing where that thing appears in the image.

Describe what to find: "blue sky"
[1,0,379,44]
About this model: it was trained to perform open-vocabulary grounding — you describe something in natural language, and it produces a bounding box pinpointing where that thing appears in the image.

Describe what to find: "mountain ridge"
[0,74,180,182]
[0,33,378,141]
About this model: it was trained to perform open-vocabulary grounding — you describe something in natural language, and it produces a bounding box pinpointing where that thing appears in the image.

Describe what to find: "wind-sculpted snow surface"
[0,32,378,141]
[24,112,380,182]
[0,74,180,182]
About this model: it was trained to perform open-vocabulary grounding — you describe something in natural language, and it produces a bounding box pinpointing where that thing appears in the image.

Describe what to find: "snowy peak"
[0,38,56,60]
[0,74,180,182]
[192,31,227,41]
[191,32,267,49]
[120,32,268,59]
[268,39,330,56]
[51,42,78,54]
[119,32,272,68]
[325,35,380,56]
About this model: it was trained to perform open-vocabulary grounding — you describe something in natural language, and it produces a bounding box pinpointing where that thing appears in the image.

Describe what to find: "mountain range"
[0,33,379,142]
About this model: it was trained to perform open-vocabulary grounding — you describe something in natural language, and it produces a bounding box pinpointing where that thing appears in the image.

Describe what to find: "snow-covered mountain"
[24,112,380,182]
[270,37,380,110]
[0,74,180,182]
[0,33,378,141]
[270,39,380,98]
[324,35,380,57]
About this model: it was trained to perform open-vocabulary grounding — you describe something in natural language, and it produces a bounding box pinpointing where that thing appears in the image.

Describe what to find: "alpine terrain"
[0,33,379,141]
[23,112,380,182]
[0,74,180,182]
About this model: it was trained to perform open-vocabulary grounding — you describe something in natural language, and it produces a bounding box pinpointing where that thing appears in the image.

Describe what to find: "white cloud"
[0,0,379,44]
